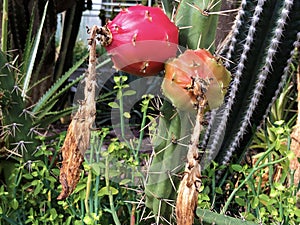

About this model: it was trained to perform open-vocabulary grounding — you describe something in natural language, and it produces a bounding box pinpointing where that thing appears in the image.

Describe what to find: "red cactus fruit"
[99,5,178,76]
[162,49,231,111]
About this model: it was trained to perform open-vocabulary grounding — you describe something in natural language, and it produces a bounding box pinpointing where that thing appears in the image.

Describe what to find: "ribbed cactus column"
[201,0,300,174]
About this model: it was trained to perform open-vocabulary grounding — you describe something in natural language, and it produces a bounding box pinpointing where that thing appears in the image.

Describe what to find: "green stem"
[137,108,147,153]
[136,97,150,156]
[119,89,125,140]
[94,136,101,216]
[94,174,100,216]
[80,199,85,224]
[1,0,8,53]
[85,167,92,215]
[105,156,121,225]
[94,131,106,216]
[221,147,287,214]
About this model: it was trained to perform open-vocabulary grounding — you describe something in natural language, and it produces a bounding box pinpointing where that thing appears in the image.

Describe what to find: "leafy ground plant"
[0,73,158,224]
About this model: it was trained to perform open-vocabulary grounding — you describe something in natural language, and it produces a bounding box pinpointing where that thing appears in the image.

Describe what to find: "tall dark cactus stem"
[201,0,300,171]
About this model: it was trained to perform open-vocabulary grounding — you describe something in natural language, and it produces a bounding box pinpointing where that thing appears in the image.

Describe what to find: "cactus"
[201,0,300,172]
[0,51,37,160]
[145,102,192,220]
[144,0,300,224]
[99,5,179,76]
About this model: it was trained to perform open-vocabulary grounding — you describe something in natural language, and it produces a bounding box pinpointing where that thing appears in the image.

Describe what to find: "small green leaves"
[108,102,119,109]
[123,112,131,118]
[235,196,246,206]
[98,186,119,197]
[10,199,19,210]
[231,164,243,172]
[123,90,136,96]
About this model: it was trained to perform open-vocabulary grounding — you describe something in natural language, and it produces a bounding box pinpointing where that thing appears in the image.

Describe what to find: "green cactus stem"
[175,0,222,50]
[201,0,300,174]
[0,51,38,160]
[145,101,193,220]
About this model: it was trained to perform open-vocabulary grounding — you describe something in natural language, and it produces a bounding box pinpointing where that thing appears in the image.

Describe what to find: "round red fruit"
[101,5,178,76]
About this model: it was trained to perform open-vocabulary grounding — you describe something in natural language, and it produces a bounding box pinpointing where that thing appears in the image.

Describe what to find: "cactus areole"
[99,5,179,76]
[162,49,231,111]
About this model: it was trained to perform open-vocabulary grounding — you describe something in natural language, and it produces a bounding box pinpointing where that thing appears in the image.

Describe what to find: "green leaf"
[197,209,259,225]
[269,188,279,198]
[33,55,87,114]
[33,182,43,195]
[119,179,131,185]
[31,171,38,177]
[215,187,223,194]
[49,208,58,221]
[123,112,131,118]
[236,190,247,197]
[90,163,101,176]
[10,199,19,210]
[74,220,83,225]
[114,76,121,83]
[294,208,300,217]
[21,1,49,99]
[23,173,33,179]
[259,194,270,206]
[231,164,243,172]
[73,183,87,193]
[235,197,246,206]
[109,169,121,178]
[83,215,94,224]
[123,90,136,96]
[251,196,259,209]
[98,186,119,197]
[108,102,119,109]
